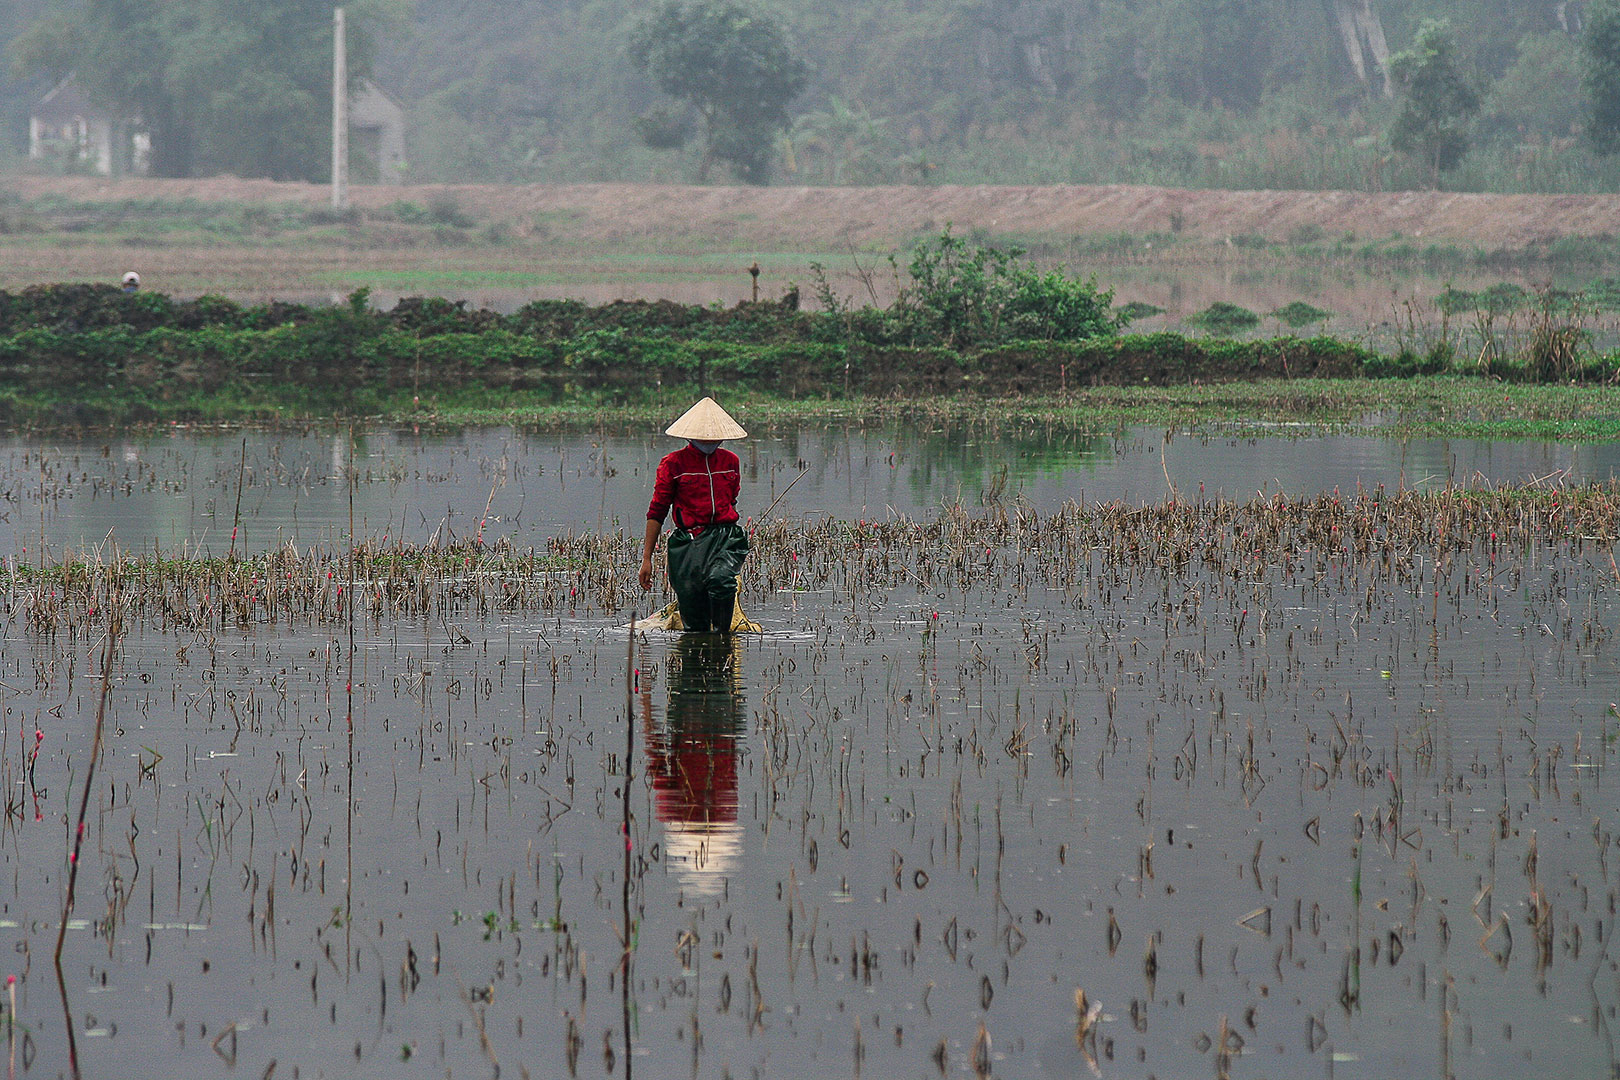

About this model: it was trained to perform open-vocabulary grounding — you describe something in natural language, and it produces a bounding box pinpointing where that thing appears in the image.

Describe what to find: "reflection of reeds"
[971,1021,990,1079]
[55,622,119,964]
[1073,987,1103,1075]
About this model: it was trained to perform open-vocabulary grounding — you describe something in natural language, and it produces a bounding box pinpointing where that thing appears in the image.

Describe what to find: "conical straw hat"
[665,397,747,440]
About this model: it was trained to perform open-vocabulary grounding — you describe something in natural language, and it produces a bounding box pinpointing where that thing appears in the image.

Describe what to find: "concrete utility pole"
[331,6,349,209]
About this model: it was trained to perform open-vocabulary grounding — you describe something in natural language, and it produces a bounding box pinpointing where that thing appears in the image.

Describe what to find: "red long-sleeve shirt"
[647,444,741,533]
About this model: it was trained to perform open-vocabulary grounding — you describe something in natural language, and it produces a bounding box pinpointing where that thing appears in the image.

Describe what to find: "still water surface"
[2,423,1616,557]
[0,424,1613,1080]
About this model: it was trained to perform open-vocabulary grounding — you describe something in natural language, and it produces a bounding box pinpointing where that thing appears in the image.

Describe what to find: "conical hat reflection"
[660,822,744,898]
[644,634,746,899]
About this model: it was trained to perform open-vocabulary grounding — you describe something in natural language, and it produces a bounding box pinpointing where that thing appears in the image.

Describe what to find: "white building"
[28,76,149,175]
[29,75,405,180]
[350,80,408,181]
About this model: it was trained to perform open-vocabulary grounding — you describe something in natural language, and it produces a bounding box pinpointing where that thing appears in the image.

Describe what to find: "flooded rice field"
[0,426,1616,1079]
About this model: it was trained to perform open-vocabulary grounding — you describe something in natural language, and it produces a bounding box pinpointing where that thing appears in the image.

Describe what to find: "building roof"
[33,75,108,124]
[351,79,405,128]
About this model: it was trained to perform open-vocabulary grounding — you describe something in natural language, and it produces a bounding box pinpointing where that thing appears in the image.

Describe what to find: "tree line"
[5,0,397,180]
[7,0,1620,191]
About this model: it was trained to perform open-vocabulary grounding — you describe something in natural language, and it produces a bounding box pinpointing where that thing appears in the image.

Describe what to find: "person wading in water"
[638,397,749,632]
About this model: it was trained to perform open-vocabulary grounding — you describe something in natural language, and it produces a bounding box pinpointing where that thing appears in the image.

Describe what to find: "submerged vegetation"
[13,482,1620,630]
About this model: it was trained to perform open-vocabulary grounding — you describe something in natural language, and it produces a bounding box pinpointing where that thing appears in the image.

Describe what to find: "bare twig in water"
[56,627,117,964]
[622,612,636,1079]
[757,468,810,526]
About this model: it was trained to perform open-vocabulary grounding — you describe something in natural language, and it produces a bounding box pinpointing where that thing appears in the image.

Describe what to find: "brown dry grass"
[4,177,1616,328]
[10,176,1620,247]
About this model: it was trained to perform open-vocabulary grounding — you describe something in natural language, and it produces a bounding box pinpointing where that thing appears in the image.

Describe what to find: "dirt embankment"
[10,176,1620,248]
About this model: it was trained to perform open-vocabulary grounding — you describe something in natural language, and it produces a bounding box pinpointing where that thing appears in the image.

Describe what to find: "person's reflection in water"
[642,633,746,900]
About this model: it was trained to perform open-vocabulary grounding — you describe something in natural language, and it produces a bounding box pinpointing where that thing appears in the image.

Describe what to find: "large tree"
[1387,19,1479,188]
[628,0,808,183]
[10,0,390,179]
[1583,0,1620,154]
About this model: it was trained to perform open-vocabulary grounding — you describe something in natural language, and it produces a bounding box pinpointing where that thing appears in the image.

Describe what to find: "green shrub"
[0,274,1606,428]
[1547,235,1619,263]
[892,229,1119,347]
[1585,278,1620,309]
[1117,301,1165,324]
[1270,301,1332,328]
[1186,302,1260,335]
[381,200,431,223]
[1438,282,1528,315]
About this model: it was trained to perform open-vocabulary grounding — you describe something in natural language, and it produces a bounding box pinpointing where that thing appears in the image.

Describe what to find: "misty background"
[0,0,1611,192]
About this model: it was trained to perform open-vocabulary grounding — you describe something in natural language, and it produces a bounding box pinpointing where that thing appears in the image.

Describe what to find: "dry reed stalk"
[54,625,117,965]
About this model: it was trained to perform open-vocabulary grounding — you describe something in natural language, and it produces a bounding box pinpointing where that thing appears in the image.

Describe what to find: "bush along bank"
[0,288,1598,427]
[0,296,1378,418]
[0,228,1613,424]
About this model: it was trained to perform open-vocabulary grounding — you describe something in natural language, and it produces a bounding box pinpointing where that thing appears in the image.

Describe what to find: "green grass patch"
[315,269,577,288]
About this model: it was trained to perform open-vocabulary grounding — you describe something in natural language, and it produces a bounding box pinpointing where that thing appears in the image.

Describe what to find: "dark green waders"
[666,522,749,632]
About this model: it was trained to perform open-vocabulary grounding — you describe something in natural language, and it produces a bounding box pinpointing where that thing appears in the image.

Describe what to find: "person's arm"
[642,453,677,591]
[638,517,661,591]
[721,450,742,520]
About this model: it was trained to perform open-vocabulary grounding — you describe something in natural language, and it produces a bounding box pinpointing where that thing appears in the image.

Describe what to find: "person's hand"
[638,559,653,591]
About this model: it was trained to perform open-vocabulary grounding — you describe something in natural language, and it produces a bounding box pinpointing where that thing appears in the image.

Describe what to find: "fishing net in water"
[639,580,762,633]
